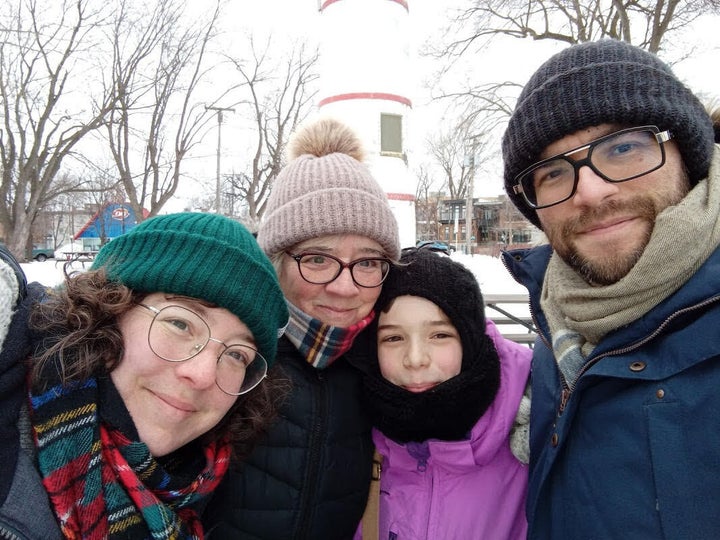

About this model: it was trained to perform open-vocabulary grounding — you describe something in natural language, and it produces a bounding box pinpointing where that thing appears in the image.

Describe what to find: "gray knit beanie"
[502,39,715,229]
[257,118,400,260]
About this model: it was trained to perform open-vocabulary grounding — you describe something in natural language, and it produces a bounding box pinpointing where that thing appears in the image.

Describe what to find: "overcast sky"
[174,1,719,207]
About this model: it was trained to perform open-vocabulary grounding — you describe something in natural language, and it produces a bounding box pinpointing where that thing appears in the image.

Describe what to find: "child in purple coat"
[350,247,531,539]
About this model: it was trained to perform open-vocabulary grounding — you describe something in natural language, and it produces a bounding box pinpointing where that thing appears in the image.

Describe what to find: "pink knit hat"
[257,118,400,260]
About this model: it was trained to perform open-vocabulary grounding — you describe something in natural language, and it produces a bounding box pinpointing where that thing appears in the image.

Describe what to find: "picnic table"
[57,251,99,269]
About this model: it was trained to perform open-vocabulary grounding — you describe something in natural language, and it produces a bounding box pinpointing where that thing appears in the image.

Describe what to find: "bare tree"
[425,118,492,200]
[430,1,720,116]
[437,0,718,59]
[414,164,442,240]
[104,0,222,222]
[426,128,468,200]
[225,38,319,230]
[0,0,117,259]
[421,0,719,222]
[29,172,82,252]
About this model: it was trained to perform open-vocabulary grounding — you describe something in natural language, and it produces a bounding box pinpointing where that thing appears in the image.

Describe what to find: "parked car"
[32,246,55,262]
[415,240,455,255]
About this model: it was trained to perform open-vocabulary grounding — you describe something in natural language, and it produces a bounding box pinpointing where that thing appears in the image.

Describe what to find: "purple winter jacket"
[356,320,531,540]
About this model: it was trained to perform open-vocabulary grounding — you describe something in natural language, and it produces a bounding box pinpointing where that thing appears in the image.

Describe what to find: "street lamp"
[206,105,235,214]
[465,134,481,256]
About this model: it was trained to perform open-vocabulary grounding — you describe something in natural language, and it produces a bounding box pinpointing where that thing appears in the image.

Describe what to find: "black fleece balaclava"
[353,248,501,443]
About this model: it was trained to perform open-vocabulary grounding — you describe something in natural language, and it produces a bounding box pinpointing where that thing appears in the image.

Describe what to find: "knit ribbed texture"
[541,148,720,354]
[91,213,288,364]
[257,118,400,260]
[356,248,501,442]
[502,39,715,229]
[0,258,19,350]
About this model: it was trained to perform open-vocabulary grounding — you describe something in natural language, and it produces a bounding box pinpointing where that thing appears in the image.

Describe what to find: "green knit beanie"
[91,213,288,364]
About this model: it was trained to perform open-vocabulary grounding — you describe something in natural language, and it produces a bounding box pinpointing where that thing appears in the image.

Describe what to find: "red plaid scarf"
[30,373,230,539]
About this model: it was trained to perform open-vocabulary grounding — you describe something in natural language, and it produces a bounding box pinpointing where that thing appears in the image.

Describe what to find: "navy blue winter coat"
[503,244,720,540]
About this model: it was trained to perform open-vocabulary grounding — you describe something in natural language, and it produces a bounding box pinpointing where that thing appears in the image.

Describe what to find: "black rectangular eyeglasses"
[512,125,673,209]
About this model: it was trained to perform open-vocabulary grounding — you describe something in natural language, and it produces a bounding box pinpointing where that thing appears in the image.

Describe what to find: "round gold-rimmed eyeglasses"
[139,303,266,395]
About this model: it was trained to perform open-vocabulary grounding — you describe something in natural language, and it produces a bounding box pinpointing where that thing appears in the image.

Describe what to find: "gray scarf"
[542,146,720,383]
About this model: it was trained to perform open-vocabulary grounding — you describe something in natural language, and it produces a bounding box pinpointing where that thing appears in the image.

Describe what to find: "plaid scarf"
[29,366,230,539]
[284,301,374,369]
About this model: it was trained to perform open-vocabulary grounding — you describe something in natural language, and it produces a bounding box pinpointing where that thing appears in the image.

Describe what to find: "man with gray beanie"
[500,39,720,539]
[203,118,400,539]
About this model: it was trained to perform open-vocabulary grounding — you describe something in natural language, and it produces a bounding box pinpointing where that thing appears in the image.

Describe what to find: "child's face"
[376,295,462,393]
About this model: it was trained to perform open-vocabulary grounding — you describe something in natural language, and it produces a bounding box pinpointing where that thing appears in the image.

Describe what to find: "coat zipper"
[499,252,550,352]
[0,523,21,540]
[295,370,328,540]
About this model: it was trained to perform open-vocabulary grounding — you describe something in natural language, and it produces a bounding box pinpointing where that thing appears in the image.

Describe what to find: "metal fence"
[484,293,536,347]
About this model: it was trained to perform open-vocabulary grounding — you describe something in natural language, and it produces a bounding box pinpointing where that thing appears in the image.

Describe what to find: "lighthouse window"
[380,114,403,154]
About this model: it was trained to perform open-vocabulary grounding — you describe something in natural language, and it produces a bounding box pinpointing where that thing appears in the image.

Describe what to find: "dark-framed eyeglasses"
[139,303,267,396]
[285,251,391,288]
[512,125,673,209]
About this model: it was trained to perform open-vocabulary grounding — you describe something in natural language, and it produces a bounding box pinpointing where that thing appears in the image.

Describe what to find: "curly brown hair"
[29,268,289,461]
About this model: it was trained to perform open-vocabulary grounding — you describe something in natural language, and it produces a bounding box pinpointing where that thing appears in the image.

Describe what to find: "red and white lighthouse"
[317,0,416,248]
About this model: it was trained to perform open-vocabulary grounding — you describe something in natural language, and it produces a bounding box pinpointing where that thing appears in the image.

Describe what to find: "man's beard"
[540,147,692,286]
[548,197,658,286]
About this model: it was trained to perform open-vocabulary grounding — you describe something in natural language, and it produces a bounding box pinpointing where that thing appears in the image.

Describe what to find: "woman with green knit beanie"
[0,212,288,539]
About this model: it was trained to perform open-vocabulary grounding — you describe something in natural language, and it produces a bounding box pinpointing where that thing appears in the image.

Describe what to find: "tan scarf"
[542,146,720,359]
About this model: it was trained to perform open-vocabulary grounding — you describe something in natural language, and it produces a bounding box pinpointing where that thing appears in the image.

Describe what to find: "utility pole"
[465,134,481,256]
[206,105,235,214]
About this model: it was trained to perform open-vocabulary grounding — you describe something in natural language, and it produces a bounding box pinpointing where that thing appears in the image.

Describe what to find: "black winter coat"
[202,336,374,540]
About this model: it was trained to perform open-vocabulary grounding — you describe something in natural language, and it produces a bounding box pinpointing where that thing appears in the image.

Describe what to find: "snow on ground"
[20,252,527,294]
[453,253,527,296]
[20,258,87,288]
[19,252,532,339]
